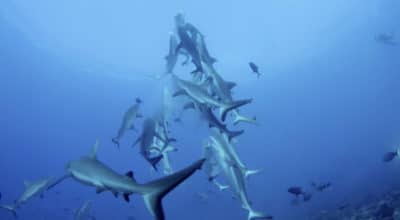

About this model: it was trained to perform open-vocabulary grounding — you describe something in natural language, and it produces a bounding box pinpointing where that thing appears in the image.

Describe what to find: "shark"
[73,200,96,220]
[201,61,257,126]
[165,32,189,74]
[207,134,272,220]
[171,74,252,122]
[112,98,143,148]
[174,13,204,74]
[47,141,205,220]
[209,128,260,179]
[152,121,178,175]
[0,178,54,217]
[133,118,176,170]
[202,143,229,191]
[182,101,244,141]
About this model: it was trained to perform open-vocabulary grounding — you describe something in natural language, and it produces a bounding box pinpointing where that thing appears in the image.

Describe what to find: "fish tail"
[221,99,253,122]
[247,208,273,220]
[233,113,257,126]
[244,169,262,179]
[141,159,205,220]
[0,205,17,218]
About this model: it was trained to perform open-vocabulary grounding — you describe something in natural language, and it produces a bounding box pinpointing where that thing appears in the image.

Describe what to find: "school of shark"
[1,10,399,220]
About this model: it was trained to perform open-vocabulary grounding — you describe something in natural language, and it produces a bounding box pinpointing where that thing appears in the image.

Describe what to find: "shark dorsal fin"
[225,81,237,90]
[24,180,31,187]
[89,140,99,159]
[125,171,137,182]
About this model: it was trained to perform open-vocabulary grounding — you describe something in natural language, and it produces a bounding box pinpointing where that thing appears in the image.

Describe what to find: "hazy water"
[0,0,400,219]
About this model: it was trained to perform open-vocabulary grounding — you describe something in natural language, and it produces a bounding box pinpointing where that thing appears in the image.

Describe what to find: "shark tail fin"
[233,113,257,126]
[247,209,273,220]
[221,99,253,122]
[0,205,17,218]
[244,169,262,179]
[142,159,205,220]
[213,181,229,191]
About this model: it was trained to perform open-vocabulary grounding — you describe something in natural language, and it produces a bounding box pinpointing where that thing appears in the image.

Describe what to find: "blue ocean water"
[0,0,400,219]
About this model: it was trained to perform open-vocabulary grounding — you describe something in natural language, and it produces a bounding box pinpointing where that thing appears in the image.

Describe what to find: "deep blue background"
[1,0,400,219]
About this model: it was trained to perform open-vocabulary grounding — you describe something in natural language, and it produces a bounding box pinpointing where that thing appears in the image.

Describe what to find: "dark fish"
[0,192,2,200]
[249,62,261,78]
[383,151,398,162]
[288,187,303,197]
[127,216,136,220]
[311,182,332,192]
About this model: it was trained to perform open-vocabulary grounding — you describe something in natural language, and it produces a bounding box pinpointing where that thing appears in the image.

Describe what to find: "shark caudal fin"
[233,112,257,126]
[212,180,229,191]
[221,99,252,122]
[142,159,205,220]
[0,205,17,218]
[243,169,262,179]
[247,208,273,220]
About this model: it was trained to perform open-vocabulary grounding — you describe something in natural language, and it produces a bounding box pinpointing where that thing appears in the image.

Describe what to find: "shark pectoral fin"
[172,90,187,97]
[227,129,245,141]
[149,155,164,171]
[143,159,205,220]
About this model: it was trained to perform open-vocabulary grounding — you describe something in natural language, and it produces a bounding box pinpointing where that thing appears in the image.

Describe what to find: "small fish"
[288,187,304,197]
[311,182,332,192]
[383,151,398,162]
[127,216,136,220]
[0,192,2,200]
[248,62,261,78]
